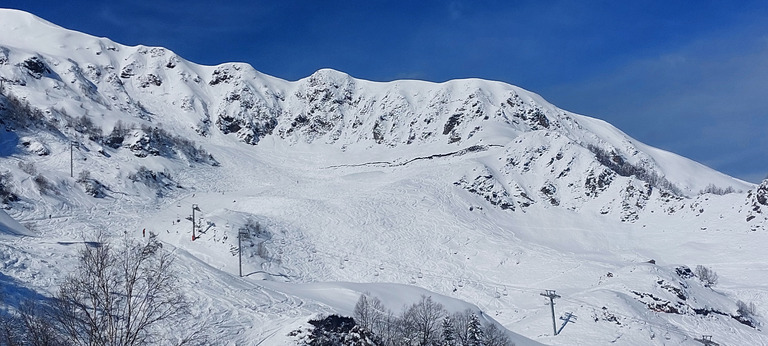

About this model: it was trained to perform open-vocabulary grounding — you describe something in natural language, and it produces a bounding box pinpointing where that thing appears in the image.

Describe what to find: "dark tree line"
[699,183,736,195]
[1,84,216,166]
[292,294,514,346]
[351,294,514,346]
[586,144,681,195]
[0,87,50,130]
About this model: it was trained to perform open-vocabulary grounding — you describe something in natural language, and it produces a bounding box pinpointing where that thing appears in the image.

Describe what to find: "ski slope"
[3,133,765,344]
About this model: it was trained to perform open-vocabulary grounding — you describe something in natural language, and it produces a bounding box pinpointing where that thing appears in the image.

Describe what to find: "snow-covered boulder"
[19,136,48,156]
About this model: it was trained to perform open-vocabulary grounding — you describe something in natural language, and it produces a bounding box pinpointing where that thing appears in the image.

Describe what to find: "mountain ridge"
[0,9,750,196]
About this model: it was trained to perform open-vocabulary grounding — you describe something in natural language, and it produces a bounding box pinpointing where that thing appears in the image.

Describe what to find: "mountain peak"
[0,8,81,49]
[308,68,352,79]
[0,8,54,26]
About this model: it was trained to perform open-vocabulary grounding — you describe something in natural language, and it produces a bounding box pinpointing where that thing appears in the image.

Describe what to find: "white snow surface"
[1,8,767,345]
[0,208,30,236]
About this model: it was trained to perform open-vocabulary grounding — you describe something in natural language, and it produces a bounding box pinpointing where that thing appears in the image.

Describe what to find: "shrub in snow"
[33,174,55,195]
[737,300,757,317]
[104,120,132,149]
[17,161,36,175]
[76,170,106,198]
[129,166,180,196]
[695,265,718,288]
[67,114,102,141]
[0,171,18,205]
[240,219,271,259]
[291,314,377,346]
[734,300,759,328]
[127,131,157,157]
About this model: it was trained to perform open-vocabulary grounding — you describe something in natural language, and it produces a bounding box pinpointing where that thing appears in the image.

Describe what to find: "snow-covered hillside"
[1,8,767,345]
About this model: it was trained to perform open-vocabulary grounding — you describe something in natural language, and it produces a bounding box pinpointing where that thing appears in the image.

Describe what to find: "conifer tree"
[441,316,456,346]
[467,313,484,346]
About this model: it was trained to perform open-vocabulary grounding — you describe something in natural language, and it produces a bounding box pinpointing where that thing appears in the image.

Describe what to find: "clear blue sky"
[5,1,768,183]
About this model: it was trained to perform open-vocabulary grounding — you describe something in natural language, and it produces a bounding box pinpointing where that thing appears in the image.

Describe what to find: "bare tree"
[0,302,20,346]
[354,293,385,332]
[318,292,517,346]
[54,234,189,346]
[736,300,759,327]
[451,309,473,346]
[373,309,399,346]
[737,300,757,318]
[0,298,62,346]
[482,323,514,346]
[353,294,374,330]
[695,265,718,288]
[20,300,62,346]
[402,295,446,346]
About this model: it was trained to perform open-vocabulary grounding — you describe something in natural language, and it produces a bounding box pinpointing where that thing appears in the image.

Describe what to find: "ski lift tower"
[70,140,79,178]
[540,290,561,336]
[191,204,200,241]
[238,228,251,277]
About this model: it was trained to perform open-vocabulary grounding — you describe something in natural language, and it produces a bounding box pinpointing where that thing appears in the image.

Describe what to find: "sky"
[4,0,768,183]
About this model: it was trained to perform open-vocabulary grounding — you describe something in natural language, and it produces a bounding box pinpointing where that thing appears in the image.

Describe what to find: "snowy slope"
[1,8,767,345]
[0,208,29,236]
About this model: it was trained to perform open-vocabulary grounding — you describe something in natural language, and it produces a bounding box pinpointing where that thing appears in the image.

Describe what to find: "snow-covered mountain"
[1,8,767,345]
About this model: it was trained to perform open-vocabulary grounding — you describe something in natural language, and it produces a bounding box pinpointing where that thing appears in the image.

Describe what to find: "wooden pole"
[238,232,243,277]
[191,204,197,241]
